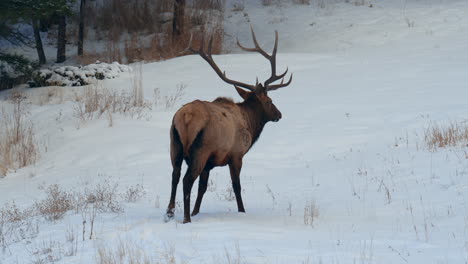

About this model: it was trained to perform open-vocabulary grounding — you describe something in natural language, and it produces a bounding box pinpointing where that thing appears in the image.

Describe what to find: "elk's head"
[234,85,282,122]
[188,27,292,123]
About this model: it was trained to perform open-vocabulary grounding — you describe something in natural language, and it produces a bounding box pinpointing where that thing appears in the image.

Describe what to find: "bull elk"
[166,28,292,223]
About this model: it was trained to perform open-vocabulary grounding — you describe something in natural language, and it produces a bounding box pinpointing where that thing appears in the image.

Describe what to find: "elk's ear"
[235,86,251,100]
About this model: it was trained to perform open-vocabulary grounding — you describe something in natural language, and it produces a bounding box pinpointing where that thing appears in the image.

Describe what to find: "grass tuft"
[424,121,468,151]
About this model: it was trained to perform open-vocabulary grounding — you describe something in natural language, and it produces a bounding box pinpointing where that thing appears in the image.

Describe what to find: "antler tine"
[237,26,270,59]
[271,30,278,58]
[190,33,256,92]
[264,30,291,89]
[237,28,291,91]
[266,73,293,91]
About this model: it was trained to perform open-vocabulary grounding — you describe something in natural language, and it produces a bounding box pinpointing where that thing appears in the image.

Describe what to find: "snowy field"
[1,0,468,263]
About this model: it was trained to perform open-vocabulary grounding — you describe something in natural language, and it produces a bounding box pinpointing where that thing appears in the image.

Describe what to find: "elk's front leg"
[229,159,245,213]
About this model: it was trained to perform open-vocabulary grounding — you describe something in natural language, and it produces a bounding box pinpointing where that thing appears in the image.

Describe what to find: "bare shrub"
[303,200,319,227]
[73,79,151,125]
[163,83,187,110]
[96,240,158,264]
[217,186,235,202]
[75,179,123,241]
[0,202,39,250]
[35,184,74,221]
[81,179,123,213]
[424,121,468,151]
[0,92,39,177]
[123,184,147,203]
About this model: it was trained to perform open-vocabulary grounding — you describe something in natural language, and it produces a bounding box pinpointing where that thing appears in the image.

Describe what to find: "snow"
[1,0,468,263]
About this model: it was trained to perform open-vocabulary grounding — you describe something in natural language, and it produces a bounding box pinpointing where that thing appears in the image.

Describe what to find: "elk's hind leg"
[166,127,183,220]
[182,152,210,223]
[191,168,211,216]
[182,163,205,223]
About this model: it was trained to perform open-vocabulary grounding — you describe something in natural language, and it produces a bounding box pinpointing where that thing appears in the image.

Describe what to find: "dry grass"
[153,83,187,110]
[163,83,187,110]
[424,121,468,151]
[96,240,179,264]
[303,200,319,227]
[0,92,40,177]
[73,66,151,126]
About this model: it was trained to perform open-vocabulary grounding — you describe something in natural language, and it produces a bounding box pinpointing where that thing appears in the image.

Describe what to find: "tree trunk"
[78,0,86,56]
[39,18,50,32]
[32,19,46,65]
[57,15,66,63]
[172,0,185,37]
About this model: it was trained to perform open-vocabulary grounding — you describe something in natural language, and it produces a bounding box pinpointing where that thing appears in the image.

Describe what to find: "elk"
[166,28,292,223]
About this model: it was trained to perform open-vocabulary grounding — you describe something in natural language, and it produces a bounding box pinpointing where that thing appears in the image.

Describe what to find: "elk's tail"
[172,104,207,157]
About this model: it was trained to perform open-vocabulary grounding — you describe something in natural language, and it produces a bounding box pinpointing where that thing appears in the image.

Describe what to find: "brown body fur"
[172,98,252,165]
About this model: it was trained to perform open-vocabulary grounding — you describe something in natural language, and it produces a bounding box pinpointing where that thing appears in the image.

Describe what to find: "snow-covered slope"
[1,1,468,263]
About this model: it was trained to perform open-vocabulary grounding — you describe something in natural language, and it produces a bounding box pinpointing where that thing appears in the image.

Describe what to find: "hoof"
[164,209,175,222]
[183,218,191,224]
[191,210,199,217]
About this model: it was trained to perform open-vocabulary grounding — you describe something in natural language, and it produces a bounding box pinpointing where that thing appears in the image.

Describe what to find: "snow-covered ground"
[1,0,468,263]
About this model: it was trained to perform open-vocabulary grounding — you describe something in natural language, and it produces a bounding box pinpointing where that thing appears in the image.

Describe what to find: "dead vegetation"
[303,200,319,227]
[35,184,74,221]
[424,121,468,151]
[95,240,179,264]
[0,92,40,177]
[77,0,224,64]
[0,180,145,251]
[0,202,39,251]
[73,65,151,126]
[123,184,147,203]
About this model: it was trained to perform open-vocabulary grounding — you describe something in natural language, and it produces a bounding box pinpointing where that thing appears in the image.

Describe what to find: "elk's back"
[172,99,251,166]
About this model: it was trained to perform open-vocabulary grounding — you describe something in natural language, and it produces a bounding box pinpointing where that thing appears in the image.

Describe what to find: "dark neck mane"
[238,100,267,147]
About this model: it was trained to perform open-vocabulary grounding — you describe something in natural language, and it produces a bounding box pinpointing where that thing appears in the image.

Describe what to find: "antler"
[188,35,256,92]
[237,26,292,91]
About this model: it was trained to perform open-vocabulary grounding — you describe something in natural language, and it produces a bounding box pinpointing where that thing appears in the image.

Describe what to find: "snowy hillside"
[1,1,468,263]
